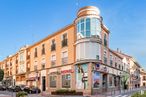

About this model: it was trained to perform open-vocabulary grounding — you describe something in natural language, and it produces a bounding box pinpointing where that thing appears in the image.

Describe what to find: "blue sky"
[0,0,146,69]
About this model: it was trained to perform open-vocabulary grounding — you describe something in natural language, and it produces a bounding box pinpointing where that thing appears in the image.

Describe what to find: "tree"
[0,69,4,81]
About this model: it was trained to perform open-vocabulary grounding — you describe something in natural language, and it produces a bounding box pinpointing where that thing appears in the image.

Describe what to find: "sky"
[0,0,146,69]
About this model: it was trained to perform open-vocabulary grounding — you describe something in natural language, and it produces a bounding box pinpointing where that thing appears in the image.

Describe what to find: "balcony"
[27,68,30,72]
[51,60,56,67]
[51,44,56,51]
[42,49,45,55]
[42,64,45,69]
[62,39,68,47]
[62,57,68,65]
[27,55,30,60]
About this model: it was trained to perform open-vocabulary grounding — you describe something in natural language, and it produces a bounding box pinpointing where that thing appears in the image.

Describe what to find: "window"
[77,18,101,38]
[104,34,107,46]
[42,44,45,55]
[34,61,38,71]
[62,74,71,88]
[81,19,84,36]
[34,65,37,71]
[110,54,113,66]
[51,39,56,51]
[104,50,107,64]
[20,52,24,61]
[34,48,37,58]
[50,76,57,88]
[115,63,117,68]
[86,18,90,37]
[114,76,117,86]
[41,59,45,69]
[51,55,56,67]
[62,33,68,47]
[109,75,113,86]
[62,51,68,65]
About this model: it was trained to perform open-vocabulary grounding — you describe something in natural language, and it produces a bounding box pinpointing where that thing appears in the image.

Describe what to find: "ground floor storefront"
[3,63,130,95]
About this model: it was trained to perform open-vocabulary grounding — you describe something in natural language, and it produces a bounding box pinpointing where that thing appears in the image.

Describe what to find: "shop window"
[109,75,113,86]
[50,76,57,88]
[93,71,100,88]
[62,74,71,88]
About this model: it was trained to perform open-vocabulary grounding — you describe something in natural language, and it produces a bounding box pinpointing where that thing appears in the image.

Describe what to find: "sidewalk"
[40,88,143,97]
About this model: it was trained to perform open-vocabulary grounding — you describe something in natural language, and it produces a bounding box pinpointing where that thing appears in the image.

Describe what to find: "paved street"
[0,88,145,97]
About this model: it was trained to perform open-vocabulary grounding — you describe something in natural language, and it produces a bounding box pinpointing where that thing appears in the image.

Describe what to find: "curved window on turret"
[77,17,101,38]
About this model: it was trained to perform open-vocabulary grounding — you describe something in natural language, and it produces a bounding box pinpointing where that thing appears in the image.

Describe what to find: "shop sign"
[50,71,59,75]
[100,66,108,73]
[61,69,73,74]
[95,64,100,70]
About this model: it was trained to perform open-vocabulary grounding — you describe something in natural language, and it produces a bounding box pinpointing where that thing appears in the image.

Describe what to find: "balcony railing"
[27,68,30,72]
[42,64,45,69]
[62,57,68,65]
[51,44,56,51]
[62,39,68,47]
[51,60,56,67]
[27,55,30,60]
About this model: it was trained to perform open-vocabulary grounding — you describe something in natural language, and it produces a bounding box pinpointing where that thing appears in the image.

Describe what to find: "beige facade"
[140,68,146,87]
[0,6,141,95]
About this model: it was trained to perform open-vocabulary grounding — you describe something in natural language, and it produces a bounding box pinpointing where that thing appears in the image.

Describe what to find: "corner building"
[0,6,130,95]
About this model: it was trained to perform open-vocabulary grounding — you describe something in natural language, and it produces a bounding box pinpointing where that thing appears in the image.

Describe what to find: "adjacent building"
[0,6,141,95]
[140,68,146,87]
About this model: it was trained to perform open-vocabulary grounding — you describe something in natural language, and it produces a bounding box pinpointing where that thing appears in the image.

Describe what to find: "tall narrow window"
[50,76,57,88]
[104,50,107,64]
[51,39,56,51]
[86,18,90,37]
[62,51,68,65]
[34,48,37,58]
[104,34,107,46]
[81,19,85,36]
[51,55,56,67]
[42,44,45,55]
[110,54,113,66]
[62,33,68,47]
[62,74,71,88]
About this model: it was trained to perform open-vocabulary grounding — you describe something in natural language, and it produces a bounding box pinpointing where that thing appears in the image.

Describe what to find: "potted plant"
[16,91,28,97]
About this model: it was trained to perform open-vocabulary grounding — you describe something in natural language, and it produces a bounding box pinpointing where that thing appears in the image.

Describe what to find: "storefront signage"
[95,64,100,70]
[100,66,108,73]
[61,69,73,74]
[50,71,59,75]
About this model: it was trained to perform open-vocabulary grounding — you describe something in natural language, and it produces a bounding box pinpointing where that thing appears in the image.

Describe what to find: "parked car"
[23,86,31,94]
[8,85,22,92]
[19,85,26,91]
[30,87,41,94]
[0,85,6,91]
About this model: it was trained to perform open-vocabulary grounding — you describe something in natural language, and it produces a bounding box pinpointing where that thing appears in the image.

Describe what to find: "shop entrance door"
[42,76,46,91]
[102,74,107,92]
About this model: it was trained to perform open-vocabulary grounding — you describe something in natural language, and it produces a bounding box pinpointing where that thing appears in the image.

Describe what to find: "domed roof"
[77,6,100,17]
